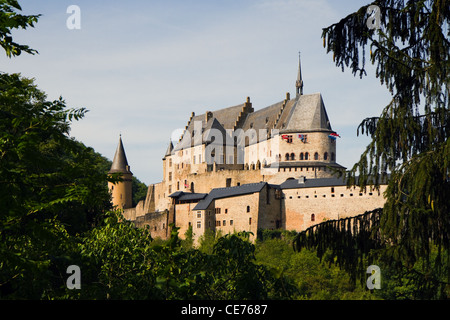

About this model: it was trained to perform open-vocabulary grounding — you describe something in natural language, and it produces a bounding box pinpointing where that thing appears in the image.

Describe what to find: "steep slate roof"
[241,100,283,133]
[109,136,131,174]
[163,140,174,159]
[211,103,246,129]
[283,93,332,132]
[193,182,267,210]
[173,103,245,152]
[174,116,232,151]
[171,89,334,153]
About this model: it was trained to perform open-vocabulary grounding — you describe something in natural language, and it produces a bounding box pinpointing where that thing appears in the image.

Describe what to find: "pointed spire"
[296,51,304,97]
[164,139,174,158]
[109,135,131,173]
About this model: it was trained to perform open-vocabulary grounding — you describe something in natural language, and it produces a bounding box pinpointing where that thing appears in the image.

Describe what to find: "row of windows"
[286,192,375,199]
[215,206,251,214]
[278,166,327,172]
[283,135,307,143]
[168,155,203,168]
[194,218,252,229]
[168,180,195,193]
[281,152,335,161]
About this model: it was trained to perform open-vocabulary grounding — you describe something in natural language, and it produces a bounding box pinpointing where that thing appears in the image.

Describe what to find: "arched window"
[331,152,335,161]
[300,153,304,160]
[247,206,250,213]
[285,153,290,161]
[305,152,309,160]
[191,182,195,192]
[314,152,319,160]
[311,214,315,222]
[290,153,295,161]
[324,152,328,160]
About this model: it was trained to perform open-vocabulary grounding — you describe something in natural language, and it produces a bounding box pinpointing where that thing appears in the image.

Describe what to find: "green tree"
[0,73,114,298]
[132,176,147,207]
[294,0,449,299]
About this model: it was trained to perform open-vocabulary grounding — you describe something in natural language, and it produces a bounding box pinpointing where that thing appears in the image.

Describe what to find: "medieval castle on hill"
[107,57,387,243]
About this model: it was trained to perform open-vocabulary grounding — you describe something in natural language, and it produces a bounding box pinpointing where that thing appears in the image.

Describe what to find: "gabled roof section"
[242,100,283,132]
[193,182,267,210]
[203,117,227,144]
[284,93,332,132]
[109,136,131,174]
[174,116,232,151]
[173,104,245,152]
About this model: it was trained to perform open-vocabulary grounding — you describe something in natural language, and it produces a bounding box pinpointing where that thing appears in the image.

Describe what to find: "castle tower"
[108,135,133,209]
[296,52,304,97]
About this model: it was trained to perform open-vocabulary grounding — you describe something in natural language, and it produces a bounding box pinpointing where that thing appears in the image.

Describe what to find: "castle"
[108,56,387,243]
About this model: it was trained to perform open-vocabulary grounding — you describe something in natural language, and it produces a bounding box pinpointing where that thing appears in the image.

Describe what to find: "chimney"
[205,111,213,122]
[298,176,306,184]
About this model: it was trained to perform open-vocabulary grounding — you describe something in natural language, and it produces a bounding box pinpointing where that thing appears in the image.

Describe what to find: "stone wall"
[212,192,261,242]
[133,210,171,240]
[282,184,387,231]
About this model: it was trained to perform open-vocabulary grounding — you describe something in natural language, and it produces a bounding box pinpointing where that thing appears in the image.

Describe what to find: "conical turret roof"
[109,135,131,174]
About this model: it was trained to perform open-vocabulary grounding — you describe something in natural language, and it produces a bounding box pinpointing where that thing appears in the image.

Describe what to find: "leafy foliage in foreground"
[0,0,40,57]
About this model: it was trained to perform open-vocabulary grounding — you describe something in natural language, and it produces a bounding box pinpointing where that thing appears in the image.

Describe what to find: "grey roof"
[284,93,332,132]
[276,161,346,169]
[170,91,334,152]
[241,100,284,133]
[173,115,235,152]
[240,99,297,143]
[109,136,131,174]
[193,182,267,210]
[169,191,208,202]
[280,175,390,189]
[280,177,347,189]
[164,141,173,159]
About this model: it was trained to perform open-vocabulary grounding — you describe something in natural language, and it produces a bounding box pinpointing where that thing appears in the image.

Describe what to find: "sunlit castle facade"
[109,56,387,242]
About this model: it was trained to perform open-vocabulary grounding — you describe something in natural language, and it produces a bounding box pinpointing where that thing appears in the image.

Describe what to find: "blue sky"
[1,0,392,185]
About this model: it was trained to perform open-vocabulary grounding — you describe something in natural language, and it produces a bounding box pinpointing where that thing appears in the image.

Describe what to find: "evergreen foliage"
[294,0,449,298]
